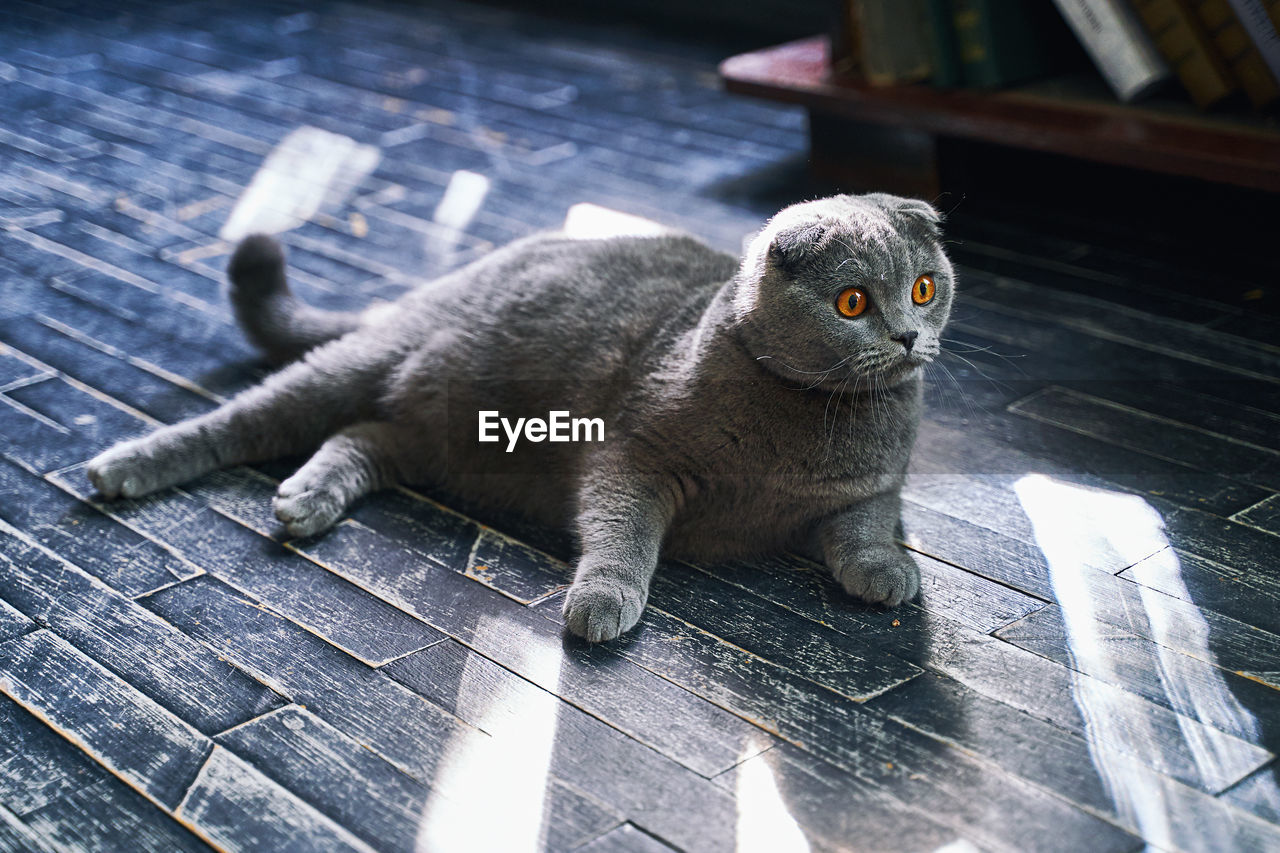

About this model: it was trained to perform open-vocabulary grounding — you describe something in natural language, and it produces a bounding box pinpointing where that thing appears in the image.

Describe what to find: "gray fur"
[87,193,955,642]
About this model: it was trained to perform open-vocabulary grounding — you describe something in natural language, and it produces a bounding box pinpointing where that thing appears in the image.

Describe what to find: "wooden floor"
[2,1,1279,851]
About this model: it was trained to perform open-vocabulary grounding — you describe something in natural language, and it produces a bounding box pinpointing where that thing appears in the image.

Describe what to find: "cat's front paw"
[562,576,646,643]
[832,546,920,607]
[273,475,345,538]
[87,439,164,500]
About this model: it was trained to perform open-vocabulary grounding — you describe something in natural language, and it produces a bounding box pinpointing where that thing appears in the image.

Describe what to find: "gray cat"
[87,193,954,642]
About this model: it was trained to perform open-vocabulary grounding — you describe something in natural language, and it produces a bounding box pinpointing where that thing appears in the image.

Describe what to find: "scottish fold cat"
[87,193,954,641]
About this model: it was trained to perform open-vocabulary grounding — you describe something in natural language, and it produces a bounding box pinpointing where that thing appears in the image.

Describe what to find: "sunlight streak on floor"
[416,618,563,852]
[930,840,982,853]
[1015,473,1277,849]
[734,747,810,853]
[220,125,380,241]
[561,202,670,239]
[432,170,490,233]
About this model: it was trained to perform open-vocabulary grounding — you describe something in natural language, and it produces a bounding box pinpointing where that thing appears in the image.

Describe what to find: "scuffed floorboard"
[1,1,1278,851]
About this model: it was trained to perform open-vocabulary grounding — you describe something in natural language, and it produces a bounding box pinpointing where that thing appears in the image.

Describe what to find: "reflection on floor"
[1,1,1279,851]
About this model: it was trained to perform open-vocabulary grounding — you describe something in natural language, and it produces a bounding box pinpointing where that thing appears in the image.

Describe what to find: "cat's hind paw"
[833,546,920,608]
[562,576,646,643]
[273,478,345,539]
[87,439,164,500]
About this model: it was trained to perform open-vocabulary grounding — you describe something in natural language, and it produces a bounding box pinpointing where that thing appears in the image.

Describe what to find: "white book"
[1226,0,1280,83]
[1051,0,1172,101]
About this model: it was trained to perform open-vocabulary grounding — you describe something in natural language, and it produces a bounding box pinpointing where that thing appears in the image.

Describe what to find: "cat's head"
[733,193,954,388]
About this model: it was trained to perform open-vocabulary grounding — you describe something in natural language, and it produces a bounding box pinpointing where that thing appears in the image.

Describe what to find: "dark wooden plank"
[447,525,569,604]
[575,823,675,853]
[0,316,217,424]
[44,270,254,367]
[50,465,444,666]
[0,695,110,817]
[678,550,1272,795]
[139,574,478,778]
[933,315,1280,454]
[532,598,1139,852]
[0,387,79,475]
[0,806,58,853]
[1010,386,1280,491]
[922,627,1273,792]
[290,520,769,779]
[376,638,745,853]
[905,468,1161,575]
[0,630,210,809]
[2,375,151,472]
[1220,765,1280,827]
[908,459,1280,643]
[995,605,1280,753]
[951,295,1280,417]
[30,285,261,399]
[144,575,738,852]
[23,777,216,853]
[0,346,47,387]
[11,216,227,309]
[964,277,1280,382]
[189,467,522,602]
[187,466,573,632]
[867,671,1280,851]
[903,501,1280,688]
[219,705,619,853]
[719,743,985,853]
[911,411,1265,524]
[0,528,283,734]
[695,550,1045,637]
[1119,546,1280,649]
[176,746,375,853]
[0,599,34,644]
[943,221,1232,326]
[648,564,923,700]
[0,455,197,597]
[1160,502,1280,586]
[1234,494,1280,536]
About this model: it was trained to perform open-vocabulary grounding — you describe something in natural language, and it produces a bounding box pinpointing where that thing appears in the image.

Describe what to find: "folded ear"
[892,198,943,236]
[766,219,828,271]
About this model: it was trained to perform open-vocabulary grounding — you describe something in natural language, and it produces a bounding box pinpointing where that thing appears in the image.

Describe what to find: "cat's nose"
[893,330,919,352]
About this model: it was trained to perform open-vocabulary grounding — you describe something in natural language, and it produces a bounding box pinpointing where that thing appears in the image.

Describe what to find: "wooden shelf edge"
[720,36,1280,193]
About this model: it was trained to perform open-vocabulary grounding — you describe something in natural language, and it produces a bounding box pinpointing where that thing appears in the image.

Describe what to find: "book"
[1050,0,1173,100]
[1225,0,1280,83]
[854,0,934,86]
[924,0,963,87]
[1132,0,1239,107]
[1187,0,1280,106]
[830,0,863,77]
[949,0,1058,89]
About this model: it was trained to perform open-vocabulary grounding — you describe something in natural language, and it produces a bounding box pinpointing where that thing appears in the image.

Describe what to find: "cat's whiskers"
[757,353,863,392]
[940,337,1026,366]
[932,358,980,423]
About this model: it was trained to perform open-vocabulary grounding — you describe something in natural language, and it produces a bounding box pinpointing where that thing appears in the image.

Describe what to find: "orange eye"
[836,287,868,318]
[912,274,936,305]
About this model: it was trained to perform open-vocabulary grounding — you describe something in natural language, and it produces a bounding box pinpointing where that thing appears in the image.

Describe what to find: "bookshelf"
[720,36,1280,194]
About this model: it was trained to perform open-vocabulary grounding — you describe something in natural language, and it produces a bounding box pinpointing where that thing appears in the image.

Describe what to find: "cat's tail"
[227,234,362,365]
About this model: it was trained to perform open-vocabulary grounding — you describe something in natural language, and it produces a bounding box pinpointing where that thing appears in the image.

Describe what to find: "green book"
[951,0,1057,88]
[925,0,964,87]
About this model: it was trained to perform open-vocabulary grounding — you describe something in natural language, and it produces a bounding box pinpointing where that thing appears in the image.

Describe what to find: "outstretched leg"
[562,467,678,643]
[87,337,387,500]
[273,421,416,537]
